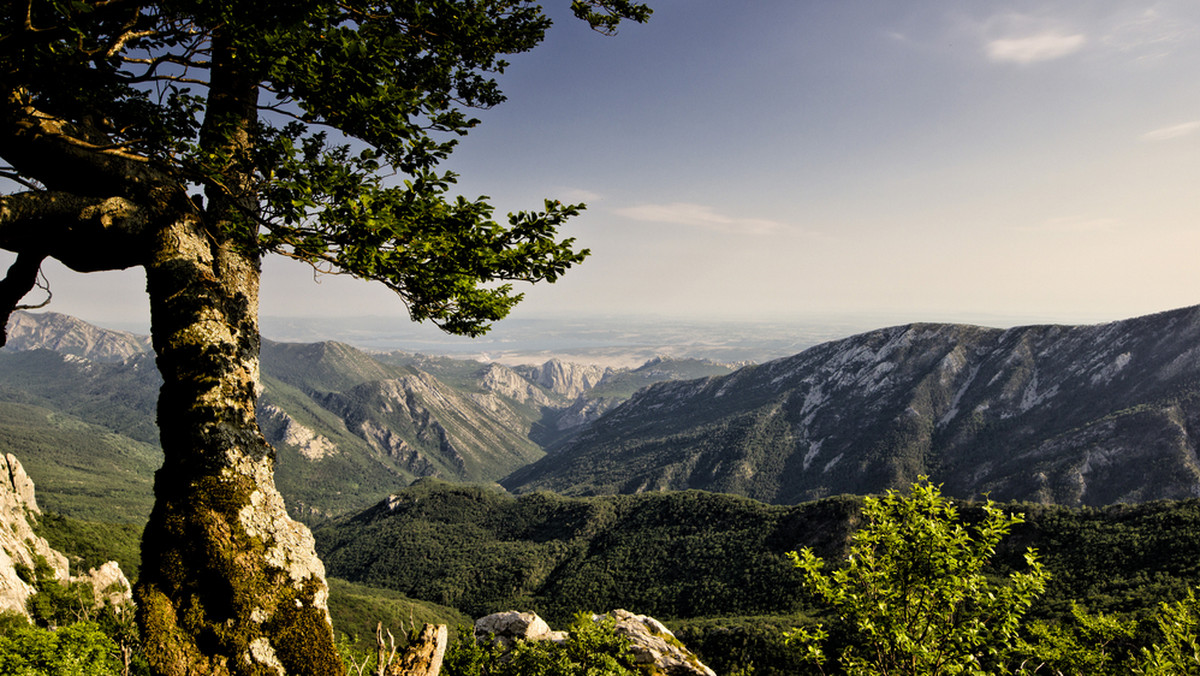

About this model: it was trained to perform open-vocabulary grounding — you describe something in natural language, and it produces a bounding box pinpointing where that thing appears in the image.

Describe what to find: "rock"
[77,560,133,609]
[601,609,716,676]
[1,453,132,620]
[473,609,714,676]
[516,359,611,400]
[1,453,70,618]
[474,610,567,647]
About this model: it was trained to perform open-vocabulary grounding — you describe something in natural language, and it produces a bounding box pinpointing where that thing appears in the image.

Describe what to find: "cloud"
[614,203,783,235]
[1142,120,1200,141]
[986,31,1086,64]
[1100,6,1193,61]
[556,187,603,203]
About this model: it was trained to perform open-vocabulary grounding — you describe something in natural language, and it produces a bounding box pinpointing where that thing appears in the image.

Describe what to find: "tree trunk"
[134,213,344,675]
[388,625,448,676]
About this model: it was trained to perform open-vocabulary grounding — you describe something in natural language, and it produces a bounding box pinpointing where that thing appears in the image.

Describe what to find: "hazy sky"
[8,0,1200,329]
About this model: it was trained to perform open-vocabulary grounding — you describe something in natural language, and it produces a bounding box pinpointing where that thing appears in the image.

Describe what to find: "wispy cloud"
[1142,120,1200,141]
[986,32,1086,64]
[554,187,603,203]
[1100,6,1193,61]
[615,203,783,235]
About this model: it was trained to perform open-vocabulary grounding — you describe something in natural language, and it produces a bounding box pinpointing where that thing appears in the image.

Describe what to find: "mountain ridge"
[505,305,1200,506]
[1,311,736,520]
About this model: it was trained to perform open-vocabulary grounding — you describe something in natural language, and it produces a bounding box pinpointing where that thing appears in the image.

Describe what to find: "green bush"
[0,622,125,676]
[443,614,640,676]
[788,478,1048,676]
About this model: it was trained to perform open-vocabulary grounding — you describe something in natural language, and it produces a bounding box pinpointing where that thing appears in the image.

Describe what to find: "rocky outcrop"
[1,453,68,616]
[474,610,567,647]
[516,359,611,400]
[472,609,714,676]
[603,609,716,676]
[258,403,339,461]
[1,453,134,620]
[478,363,558,407]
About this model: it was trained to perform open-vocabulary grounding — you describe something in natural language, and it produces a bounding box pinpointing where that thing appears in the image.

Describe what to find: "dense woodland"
[11,478,1200,674]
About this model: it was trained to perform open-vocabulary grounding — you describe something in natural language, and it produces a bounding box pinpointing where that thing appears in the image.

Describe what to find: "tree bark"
[387,625,448,676]
[134,213,343,675]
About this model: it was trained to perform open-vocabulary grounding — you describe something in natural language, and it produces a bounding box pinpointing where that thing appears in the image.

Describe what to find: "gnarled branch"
[0,251,46,347]
[0,190,154,271]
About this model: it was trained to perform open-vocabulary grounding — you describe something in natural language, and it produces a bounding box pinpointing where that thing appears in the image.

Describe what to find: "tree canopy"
[0,0,649,336]
[1,1,649,673]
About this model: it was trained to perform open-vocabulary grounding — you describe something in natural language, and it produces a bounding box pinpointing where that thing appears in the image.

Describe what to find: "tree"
[0,1,649,673]
[1135,589,1200,676]
[787,479,1048,676]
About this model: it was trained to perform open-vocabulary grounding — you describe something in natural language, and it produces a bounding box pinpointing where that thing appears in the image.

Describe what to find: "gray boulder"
[473,609,715,676]
[474,610,567,647]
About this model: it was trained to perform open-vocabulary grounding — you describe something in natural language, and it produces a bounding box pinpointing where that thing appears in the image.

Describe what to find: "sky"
[8,0,1200,331]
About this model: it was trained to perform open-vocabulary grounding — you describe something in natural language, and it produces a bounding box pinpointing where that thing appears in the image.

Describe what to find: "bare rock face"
[1,453,135,620]
[1,453,69,617]
[517,359,611,400]
[601,609,716,676]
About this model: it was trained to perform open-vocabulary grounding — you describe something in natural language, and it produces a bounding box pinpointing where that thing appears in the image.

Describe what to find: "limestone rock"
[1,453,135,620]
[77,560,133,608]
[516,359,611,400]
[601,609,716,676]
[1,453,69,618]
[473,609,714,676]
[474,610,566,647]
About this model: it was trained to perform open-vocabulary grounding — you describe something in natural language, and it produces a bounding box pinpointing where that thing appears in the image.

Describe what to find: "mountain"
[505,306,1200,507]
[0,311,733,520]
[3,311,151,362]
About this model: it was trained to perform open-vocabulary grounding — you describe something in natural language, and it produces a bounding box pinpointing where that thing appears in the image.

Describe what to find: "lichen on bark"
[134,217,342,675]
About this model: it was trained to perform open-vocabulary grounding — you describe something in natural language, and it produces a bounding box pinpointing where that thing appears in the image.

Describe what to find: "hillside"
[315,480,1200,626]
[505,305,1200,506]
[0,311,733,520]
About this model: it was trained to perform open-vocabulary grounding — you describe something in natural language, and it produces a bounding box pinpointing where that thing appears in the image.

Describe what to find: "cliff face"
[0,453,133,619]
[505,306,1200,507]
[1,453,70,616]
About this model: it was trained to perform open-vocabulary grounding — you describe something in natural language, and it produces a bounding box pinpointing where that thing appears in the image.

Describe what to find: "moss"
[268,576,346,675]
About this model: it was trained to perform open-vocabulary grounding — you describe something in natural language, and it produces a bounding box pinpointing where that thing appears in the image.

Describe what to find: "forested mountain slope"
[505,305,1200,506]
[316,479,1200,627]
[0,311,732,519]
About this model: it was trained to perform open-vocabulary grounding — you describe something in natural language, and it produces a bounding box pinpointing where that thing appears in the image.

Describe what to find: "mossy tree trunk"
[136,214,343,675]
[131,33,344,676]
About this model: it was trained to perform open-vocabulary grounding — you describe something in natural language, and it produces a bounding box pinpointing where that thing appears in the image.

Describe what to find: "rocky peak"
[0,453,133,620]
[516,359,611,399]
[478,363,557,407]
[3,311,150,362]
[1,453,69,616]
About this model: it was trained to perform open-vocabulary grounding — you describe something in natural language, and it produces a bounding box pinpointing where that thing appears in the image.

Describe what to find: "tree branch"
[0,251,46,347]
[0,91,173,197]
[0,190,153,271]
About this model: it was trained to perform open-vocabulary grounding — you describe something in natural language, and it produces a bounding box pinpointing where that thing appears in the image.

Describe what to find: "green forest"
[12,478,1200,674]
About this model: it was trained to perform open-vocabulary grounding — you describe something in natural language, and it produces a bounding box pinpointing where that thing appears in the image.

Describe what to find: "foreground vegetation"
[10,483,1200,674]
